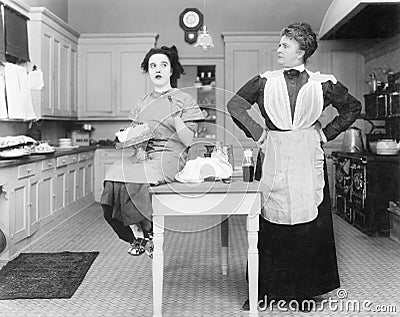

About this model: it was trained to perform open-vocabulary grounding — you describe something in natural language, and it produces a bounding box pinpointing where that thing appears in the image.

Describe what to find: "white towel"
[28,69,44,90]
[175,157,233,183]
[5,63,37,120]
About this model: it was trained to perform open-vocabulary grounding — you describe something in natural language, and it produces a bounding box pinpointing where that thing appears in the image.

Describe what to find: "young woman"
[227,23,361,310]
[101,45,204,257]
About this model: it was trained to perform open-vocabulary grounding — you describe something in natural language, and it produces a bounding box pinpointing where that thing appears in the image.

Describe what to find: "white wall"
[23,0,68,22]
[67,0,333,56]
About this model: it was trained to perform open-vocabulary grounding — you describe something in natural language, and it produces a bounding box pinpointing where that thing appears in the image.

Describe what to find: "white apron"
[259,69,336,225]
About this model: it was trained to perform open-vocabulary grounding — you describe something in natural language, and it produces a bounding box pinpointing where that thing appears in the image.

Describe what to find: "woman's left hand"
[256,129,268,148]
[168,96,183,118]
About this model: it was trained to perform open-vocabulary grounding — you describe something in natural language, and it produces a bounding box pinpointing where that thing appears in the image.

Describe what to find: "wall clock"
[179,8,203,44]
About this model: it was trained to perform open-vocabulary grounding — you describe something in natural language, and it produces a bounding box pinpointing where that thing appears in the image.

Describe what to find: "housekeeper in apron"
[227,22,361,311]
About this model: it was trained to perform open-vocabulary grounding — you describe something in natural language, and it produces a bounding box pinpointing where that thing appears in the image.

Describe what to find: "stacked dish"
[376,139,400,155]
[59,138,72,147]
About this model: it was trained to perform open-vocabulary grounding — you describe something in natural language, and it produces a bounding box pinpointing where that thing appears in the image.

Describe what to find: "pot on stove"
[341,127,365,153]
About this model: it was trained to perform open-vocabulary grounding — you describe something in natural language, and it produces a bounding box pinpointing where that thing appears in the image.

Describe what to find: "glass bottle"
[212,141,224,159]
[369,73,377,93]
[242,148,254,182]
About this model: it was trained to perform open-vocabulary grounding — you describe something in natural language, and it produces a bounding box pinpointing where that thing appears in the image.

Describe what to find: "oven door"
[335,193,352,224]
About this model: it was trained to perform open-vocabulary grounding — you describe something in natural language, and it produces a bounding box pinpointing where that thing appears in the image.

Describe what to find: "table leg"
[220,216,229,275]
[153,215,164,317]
[247,215,259,316]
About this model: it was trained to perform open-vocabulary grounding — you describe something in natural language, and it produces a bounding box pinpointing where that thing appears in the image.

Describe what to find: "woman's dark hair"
[281,22,318,63]
[141,45,185,88]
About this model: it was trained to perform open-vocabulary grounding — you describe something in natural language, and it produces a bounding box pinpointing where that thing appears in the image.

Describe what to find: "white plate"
[0,149,30,158]
[55,145,80,150]
[377,150,399,155]
[32,149,56,154]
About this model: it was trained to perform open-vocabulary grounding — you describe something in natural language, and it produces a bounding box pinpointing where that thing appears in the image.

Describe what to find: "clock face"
[179,8,203,31]
[182,10,200,29]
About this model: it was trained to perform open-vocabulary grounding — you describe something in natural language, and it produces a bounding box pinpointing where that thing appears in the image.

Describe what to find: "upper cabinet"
[222,33,281,151]
[319,0,400,40]
[77,34,158,119]
[28,7,80,118]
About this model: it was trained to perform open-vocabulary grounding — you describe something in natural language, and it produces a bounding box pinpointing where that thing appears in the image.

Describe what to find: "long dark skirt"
[256,162,340,299]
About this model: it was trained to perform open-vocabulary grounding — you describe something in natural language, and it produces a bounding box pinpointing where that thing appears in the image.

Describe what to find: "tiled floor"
[0,203,399,316]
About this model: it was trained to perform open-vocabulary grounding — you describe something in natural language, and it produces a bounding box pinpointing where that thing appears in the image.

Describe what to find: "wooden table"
[149,180,262,316]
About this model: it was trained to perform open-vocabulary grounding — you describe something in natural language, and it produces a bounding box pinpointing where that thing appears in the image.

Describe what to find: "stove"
[332,151,400,236]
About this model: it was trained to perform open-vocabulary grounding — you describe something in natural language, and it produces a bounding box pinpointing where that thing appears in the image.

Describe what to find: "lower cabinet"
[94,149,132,202]
[0,150,94,261]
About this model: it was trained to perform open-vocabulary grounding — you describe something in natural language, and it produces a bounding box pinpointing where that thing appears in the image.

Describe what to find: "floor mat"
[0,251,99,300]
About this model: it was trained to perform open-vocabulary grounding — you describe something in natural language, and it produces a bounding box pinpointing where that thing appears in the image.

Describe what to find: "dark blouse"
[227,70,362,143]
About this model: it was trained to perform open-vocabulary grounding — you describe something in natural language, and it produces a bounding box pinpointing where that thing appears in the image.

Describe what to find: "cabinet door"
[38,172,54,225]
[70,44,78,117]
[40,24,53,116]
[85,160,94,196]
[57,36,71,117]
[78,35,157,119]
[78,45,114,117]
[76,164,85,201]
[54,168,66,215]
[66,167,76,206]
[224,41,276,152]
[9,180,29,243]
[28,177,40,236]
[116,46,148,117]
[94,149,131,202]
[52,33,61,116]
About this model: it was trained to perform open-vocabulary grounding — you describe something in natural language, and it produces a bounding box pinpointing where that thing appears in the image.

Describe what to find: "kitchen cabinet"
[78,34,158,119]
[8,178,30,243]
[94,149,132,202]
[66,156,77,207]
[222,33,281,160]
[28,7,79,118]
[77,151,94,211]
[0,149,95,261]
[3,162,39,245]
[38,158,56,226]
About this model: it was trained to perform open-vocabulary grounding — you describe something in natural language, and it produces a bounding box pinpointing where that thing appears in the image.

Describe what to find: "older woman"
[101,46,204,258]
[227,23,361,310]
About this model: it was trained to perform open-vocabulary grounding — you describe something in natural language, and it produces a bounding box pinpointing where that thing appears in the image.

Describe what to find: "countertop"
[0,145,102,168]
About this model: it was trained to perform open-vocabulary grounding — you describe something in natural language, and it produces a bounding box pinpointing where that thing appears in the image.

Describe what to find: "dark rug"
[0,251,99,300]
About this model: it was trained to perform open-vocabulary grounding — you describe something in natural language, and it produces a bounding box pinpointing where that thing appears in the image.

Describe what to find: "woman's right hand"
[168,96,183,118]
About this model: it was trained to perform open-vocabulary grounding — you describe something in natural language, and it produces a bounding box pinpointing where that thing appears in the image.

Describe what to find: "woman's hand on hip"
[256,129,268,148]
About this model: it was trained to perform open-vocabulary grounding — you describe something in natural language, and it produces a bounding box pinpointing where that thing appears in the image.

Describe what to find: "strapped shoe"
[127,238,146,256]
[144,239,153,259]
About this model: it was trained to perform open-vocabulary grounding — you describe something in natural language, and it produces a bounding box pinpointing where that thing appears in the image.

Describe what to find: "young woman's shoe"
[127,238,146,256]
[144,239,153,258]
